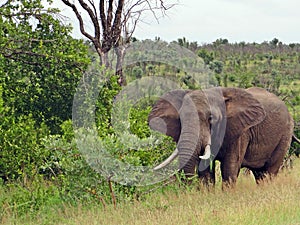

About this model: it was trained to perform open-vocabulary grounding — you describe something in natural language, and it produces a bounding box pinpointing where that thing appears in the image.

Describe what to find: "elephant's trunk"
[177,111,201,175]
[177,94,212,176]
[153,133,211,171]
[177,132,200,176]
[177,131,212,175]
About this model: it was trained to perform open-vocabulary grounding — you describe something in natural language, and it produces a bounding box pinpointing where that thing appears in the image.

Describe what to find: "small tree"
[270,38,279,47]
[61,0,176,85]
[198,49,214,65]
[209,60,223,74]
[0,0,90,133]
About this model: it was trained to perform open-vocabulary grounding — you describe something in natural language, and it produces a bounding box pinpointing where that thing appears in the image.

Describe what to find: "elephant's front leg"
[198,160,216,187]
[220,161,241,189]
[221,136,249,188]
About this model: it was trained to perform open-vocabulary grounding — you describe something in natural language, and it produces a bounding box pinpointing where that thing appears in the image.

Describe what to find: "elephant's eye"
[208,114,213,123]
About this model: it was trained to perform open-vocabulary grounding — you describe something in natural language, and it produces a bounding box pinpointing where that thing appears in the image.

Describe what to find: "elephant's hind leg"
[266,135,291,174]
[253,135,292,184]
[252,169,269,184]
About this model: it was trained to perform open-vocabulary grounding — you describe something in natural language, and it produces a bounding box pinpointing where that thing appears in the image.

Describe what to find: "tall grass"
[2,159,300,225]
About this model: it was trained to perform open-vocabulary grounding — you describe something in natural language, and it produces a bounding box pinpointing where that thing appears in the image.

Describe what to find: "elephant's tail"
[292,134,300,144]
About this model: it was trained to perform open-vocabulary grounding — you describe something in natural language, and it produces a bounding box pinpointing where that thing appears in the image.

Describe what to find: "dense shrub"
[0,113,50,182]
[95,75,121,137]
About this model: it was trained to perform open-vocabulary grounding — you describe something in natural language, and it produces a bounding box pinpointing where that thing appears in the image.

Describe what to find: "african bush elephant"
[148,87,294,186]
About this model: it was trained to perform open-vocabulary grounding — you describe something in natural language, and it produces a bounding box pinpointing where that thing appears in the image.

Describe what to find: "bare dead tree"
[60,0,176,85]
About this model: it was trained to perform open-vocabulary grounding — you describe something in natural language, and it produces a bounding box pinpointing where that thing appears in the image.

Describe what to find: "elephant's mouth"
[153,144,212,171]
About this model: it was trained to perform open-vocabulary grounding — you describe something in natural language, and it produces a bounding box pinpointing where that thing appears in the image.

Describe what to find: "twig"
[108,176,117,209]
[137,176,177,198]
[86,188,107,209]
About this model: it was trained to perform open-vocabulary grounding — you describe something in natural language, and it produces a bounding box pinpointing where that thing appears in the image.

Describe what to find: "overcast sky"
[56,0,300,44]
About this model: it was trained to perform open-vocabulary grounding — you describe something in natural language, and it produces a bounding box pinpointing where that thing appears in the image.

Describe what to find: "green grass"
[2,159,300,225]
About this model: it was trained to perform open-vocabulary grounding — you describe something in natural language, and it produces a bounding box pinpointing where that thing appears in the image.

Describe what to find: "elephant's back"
[246,87,288,114]
[246,87,293,134]
[246,87,279,102]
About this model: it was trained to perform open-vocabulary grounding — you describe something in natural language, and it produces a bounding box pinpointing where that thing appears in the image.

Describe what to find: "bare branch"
[111,0,125,44]
[159,0,167,10]
[2,47,85,69]
[61,0,94,41]
[145,0,159,22]
[122,9,141,42]
[107,0,113,31]
[88,0,98,20]
[108,176,117,209]
[78,0,100,40]
[99,0,107,33]
[3,49,48,58]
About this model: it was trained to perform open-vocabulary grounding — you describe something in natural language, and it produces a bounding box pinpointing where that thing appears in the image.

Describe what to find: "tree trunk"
[115,46,126,86]
[99,51,110,69]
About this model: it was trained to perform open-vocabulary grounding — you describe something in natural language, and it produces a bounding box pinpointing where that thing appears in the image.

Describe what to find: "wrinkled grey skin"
[148,87,294,186]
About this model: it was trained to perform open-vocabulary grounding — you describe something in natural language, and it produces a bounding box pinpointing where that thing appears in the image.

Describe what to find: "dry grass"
[3,159,300,225]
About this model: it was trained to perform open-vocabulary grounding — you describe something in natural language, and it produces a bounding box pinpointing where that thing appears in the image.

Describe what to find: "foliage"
[96,73,122,137]
[128,101,176,166]
[0,0,90,134]
[39,135,111,203]
[132,66,144,79]
[197,49,214,65]
[129,106,152,139]
[0,135,108,218]
[0,112,50,181]
[209,60,223,74]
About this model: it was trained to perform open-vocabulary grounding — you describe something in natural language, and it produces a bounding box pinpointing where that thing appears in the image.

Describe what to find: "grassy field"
[2,158,300,225]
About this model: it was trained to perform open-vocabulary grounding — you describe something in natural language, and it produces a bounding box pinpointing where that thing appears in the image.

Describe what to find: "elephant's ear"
[148,90,189,142]
[222,88,266,142]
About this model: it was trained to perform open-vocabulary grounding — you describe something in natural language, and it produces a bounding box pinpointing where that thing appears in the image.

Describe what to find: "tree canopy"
[0,0,90,133]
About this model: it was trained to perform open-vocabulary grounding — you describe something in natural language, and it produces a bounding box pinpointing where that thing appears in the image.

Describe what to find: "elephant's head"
[148,87,266,176]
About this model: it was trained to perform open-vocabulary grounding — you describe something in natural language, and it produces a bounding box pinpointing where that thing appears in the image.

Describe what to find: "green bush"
[129,105,152,139]
[0,178,62,217]
[95,74,121,137]
[0,113,50,181]
[39,135,109,203]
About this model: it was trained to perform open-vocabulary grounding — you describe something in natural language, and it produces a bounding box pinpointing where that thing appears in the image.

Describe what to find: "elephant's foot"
[198,171,215,189]
[252,170,274,185]
[221,177,237,190]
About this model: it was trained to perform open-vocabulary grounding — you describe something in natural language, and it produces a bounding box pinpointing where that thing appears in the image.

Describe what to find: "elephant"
[148,87,294,187]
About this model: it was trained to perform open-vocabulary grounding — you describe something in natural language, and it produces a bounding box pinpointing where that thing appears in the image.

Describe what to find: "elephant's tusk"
[153,148,179,170]
[292,134,300,144]
[199,145,211,160]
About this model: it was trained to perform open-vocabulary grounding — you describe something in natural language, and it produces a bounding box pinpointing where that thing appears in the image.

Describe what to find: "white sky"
[55,0,300,44]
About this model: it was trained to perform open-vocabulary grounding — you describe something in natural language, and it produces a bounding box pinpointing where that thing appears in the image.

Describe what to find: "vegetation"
[0,1,300,224]
[2,161,300,225]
